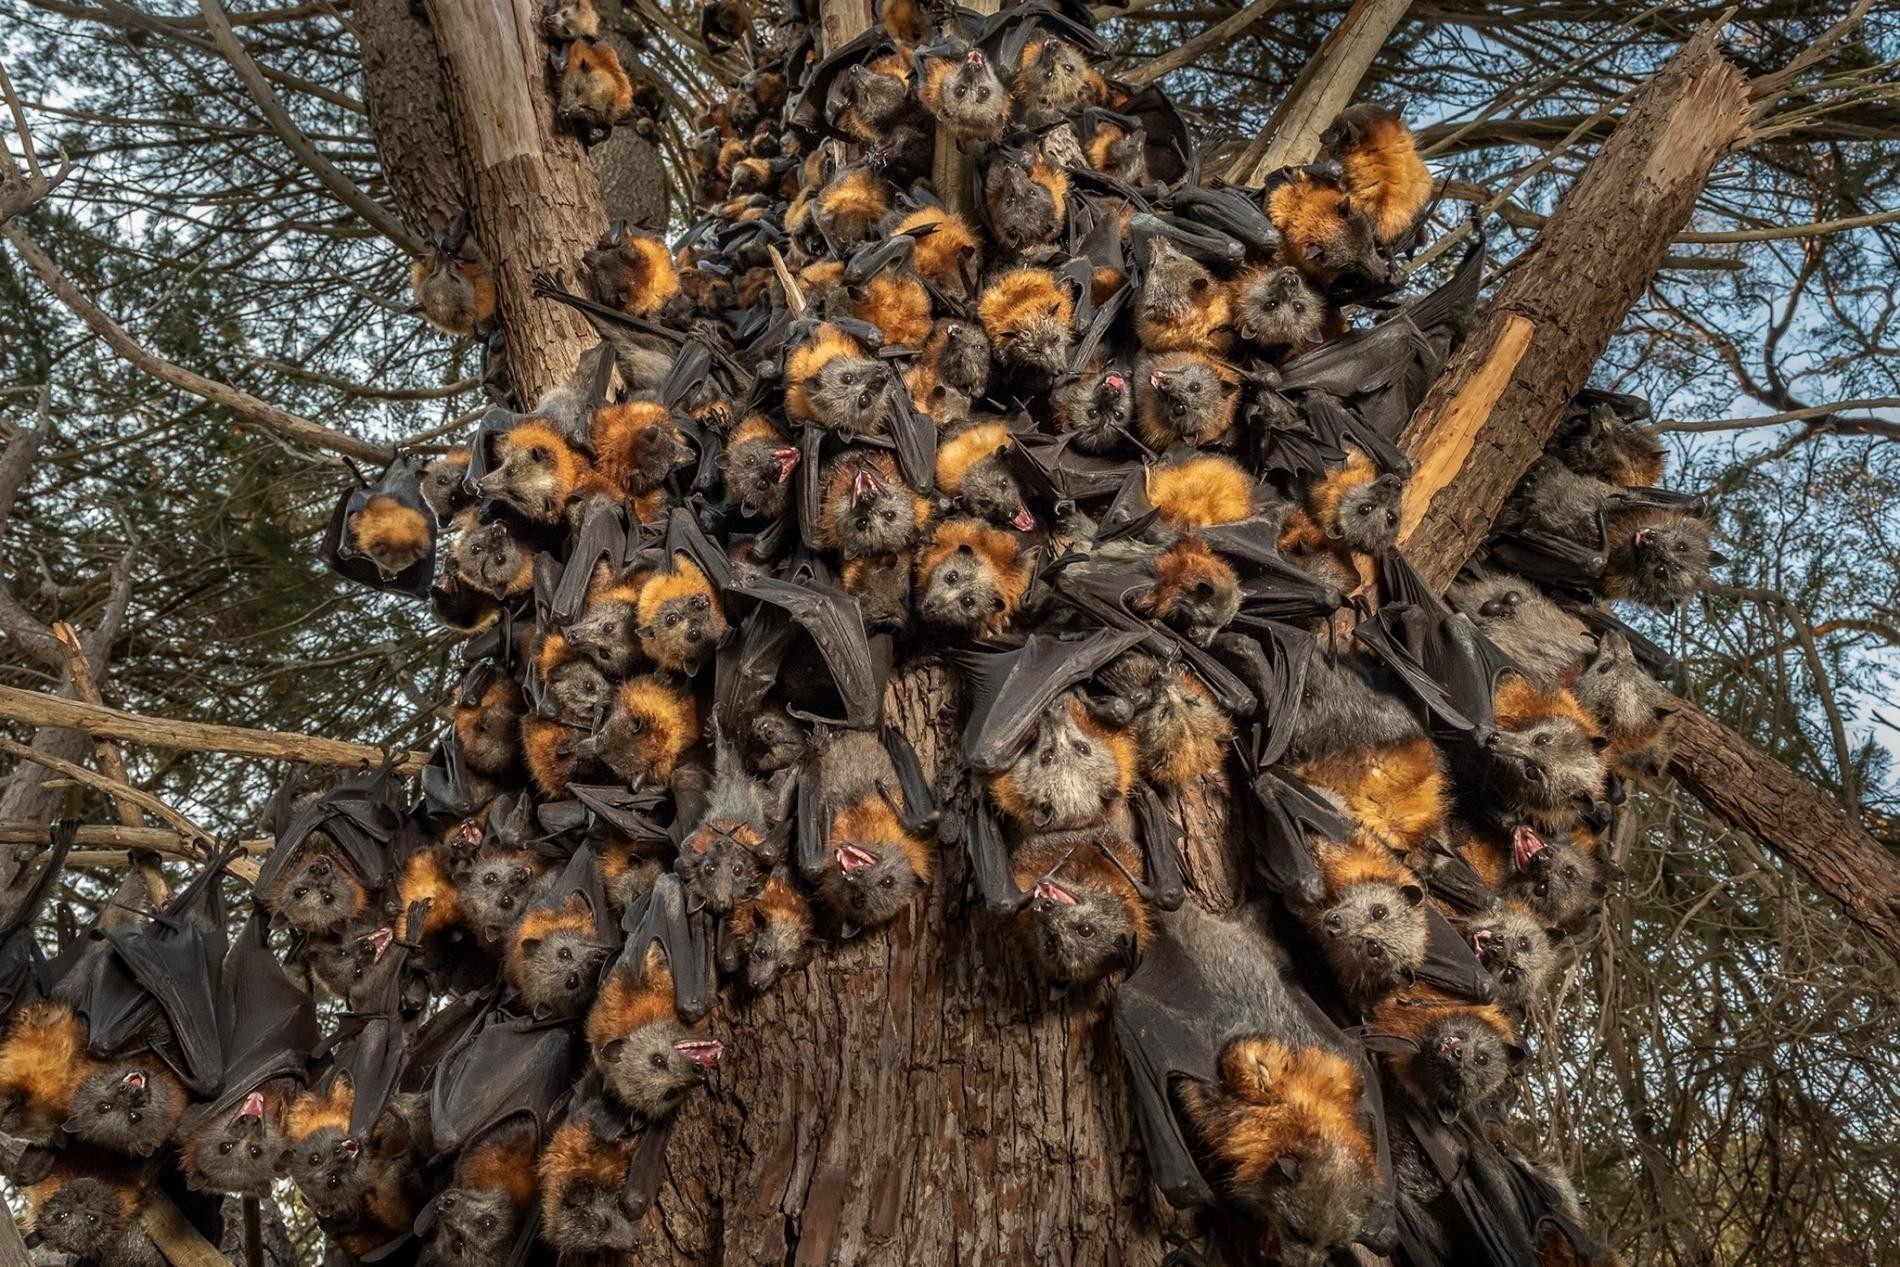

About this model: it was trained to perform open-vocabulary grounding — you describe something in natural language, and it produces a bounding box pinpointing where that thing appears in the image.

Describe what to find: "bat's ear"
[1545,925,1569,945]
[1398,883,1425,907]
[602,1038,626,1062]
[1505,1041,1530,1069]
[1275,1155,1301,1183]
[520,936,544,956]
[1706,547,1729,566]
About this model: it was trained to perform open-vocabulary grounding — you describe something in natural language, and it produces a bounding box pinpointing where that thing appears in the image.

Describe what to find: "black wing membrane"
[727,569,883,728]
[951,629,1145,773]
[428,1007,578,1157]
[0,817,73,1016]
[98,849,232,1094]
[617,873,715,1023]
[208,907,319,1116]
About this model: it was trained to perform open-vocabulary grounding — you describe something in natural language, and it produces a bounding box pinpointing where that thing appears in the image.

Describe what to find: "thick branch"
[0,821,272,863]
[197,0,421,253]
[0,684,429,773]
[1390,24,1900,962]
[1396,25,1752,583]
[1,228,395,463]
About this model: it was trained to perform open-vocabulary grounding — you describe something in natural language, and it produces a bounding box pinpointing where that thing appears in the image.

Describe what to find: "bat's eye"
[977,88,991,102]
[249,1145,263,1159]
[221,1141,235,1154]
[954,85,966,99]
[556,946,573,961]
[1073,740,1092,756]
[293,887,307,899]
[1366,943,1384,959]
[666,612,680,626]
[1534,733,1552,747]
[879,876,896,889]
[1369,904,1387,920]
[943,570,960,584]
[1475,1052,1491,1067]
[649,1052,669,1070]
[1077,922,1095,938]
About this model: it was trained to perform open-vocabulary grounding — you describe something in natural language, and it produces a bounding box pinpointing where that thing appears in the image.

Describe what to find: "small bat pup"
[1368,985,1522,1124]
[535,1096,646,1256]
[423,1117,539,1267]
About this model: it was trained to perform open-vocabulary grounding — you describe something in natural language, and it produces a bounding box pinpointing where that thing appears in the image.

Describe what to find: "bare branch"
[0,683,429,772]
[1123,0,1285,87]
[1661,397,1900,433]
[197,0,422,253]
[0,61,72,223]
[1,226,395,464]
[0,736,214,851]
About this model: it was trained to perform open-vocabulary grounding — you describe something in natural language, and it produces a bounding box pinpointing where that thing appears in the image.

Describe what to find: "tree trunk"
[651,666,1210,1264]
[1389,27,1900,964]
[356,0,471,240]
[414,0,606,402]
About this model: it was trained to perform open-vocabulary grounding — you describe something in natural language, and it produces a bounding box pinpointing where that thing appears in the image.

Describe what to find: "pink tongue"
[965,49,984,65]
[1148,370,1165,389]
[1034,881,1077,906]
[1010,506,1036,531]
[1512,825,1546,874]
[838,845,877,874]
[240,1092,266,1120]
[1104,373,1126,391]
[365,927,394,959]
[126,1071,146,1091]
[773,447,801,481]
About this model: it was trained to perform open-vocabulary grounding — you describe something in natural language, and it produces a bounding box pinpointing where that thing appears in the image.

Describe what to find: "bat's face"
[1264,1144,1374,1267]
[1019,38,1093,111]
[680,830,766,914]
[846,555,913,631]
[420,455,471,521]
[599,851,663,915]
[1483,717,1604,814]
[1002,707,1123,831]
[640,591,726,673]
[1412,1015,1514,1120]
[827,463,921,556]
[930,320,991,395]
[1332,473,1404,556]
[287,1124,374,1218]
[1570,631,1665,737]
[822,840,925,928]
[619,419,691,493]
[480,443,569,523]
[742,910,809,992]
[515,927,610,1018]
[1309,207,1390,284]
[1141,360,1226,440]
[935,54,1005,134]
[1132,669,1225,754]
[1025,878,1136,986]
[842,64,909,133]
[1616,516,1711,609]
[546,658,611,727]
[747,709,809,772]
[543,0,599,41]
[568,596,642,677]
[1237,265,1324,348]
[725,437,799,519]
[304,924,397,1006]
[1467,905,1558,1011]
[450,520,531,597]
[955,460,1034,532]
[427,1187,522,1267]
[918,545,1008,634]
[1316,881,1427,1000]
[459,850,549,940]
[545,1177,642,1254]
[456,686,524,770]
[987,164,1057,253]
[185,1091,285,1195]
[1152,562,1241,647]
[66,1063,184,1157]
[598,1019,721,1120]
[807,355,894,438]
[276,848,365,934]
[1054,367,1132,450]
[1506,827,1607,929]
[1138,238,1210,322]
[32,1177,129,1261]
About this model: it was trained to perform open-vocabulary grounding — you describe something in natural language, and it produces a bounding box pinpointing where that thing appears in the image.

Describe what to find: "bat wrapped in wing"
[319,456,438,599]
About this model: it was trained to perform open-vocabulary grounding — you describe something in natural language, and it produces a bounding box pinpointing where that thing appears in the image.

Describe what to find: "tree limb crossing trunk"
[1391,25,1900,963]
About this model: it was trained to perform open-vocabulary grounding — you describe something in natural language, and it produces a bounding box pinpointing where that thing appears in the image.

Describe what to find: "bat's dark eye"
[944,570,960,583]
[1077,922,1095,938]
[1475,1052,1491,1066]
[1073,740,1092,756]
[1367,943,1384,959]
[249,1145,262,1159]
[557,946,572,961]
[650,1052,669,1070]
[879,876,895,889]
[1369,904,1387,920]
[1534,733,1552,747]
[977,88,991,102]
[881,510,896,523]
[220,1141,235,1154]
[954,85,966,99]
[666,612,680,626]
[293,887,307,899]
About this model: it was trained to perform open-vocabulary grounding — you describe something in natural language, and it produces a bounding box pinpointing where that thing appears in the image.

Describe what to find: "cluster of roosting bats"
[2,0,1723,1264]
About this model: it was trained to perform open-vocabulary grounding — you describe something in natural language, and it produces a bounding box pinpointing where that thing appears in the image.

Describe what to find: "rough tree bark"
[413,0,606,402]
[355,0,471,239]
[1392,26,1900,962]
